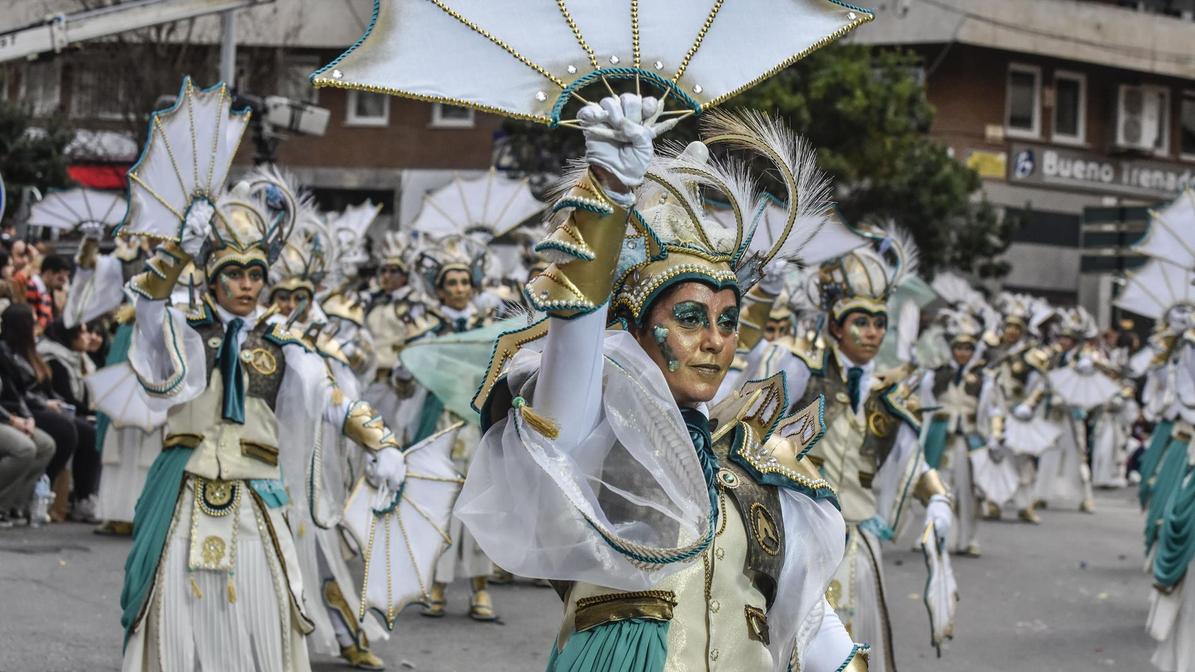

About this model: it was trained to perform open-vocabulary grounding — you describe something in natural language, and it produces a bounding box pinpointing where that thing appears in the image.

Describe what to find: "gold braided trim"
[673,0,725,83]
[556,0,599,68]
[426,0,565,88]
[831,297,888,321]
[574,590,677,632]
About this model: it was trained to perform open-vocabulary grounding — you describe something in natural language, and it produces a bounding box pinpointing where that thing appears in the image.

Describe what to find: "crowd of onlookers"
[0,231,107,528]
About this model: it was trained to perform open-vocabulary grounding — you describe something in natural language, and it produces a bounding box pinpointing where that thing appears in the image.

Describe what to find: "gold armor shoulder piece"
[315,335,350,366]
[471,318,550,415]
[114,303,137,325]
[737,284,777,351]
[776,334,828,373]
[263,323,313,352]
[342,400,399,452]
[729,415,838,504]
[710,373,787,445]
[872,362,915,391]
[1024,346,1051,372]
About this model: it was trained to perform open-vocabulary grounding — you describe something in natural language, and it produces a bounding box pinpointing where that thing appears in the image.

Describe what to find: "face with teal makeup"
[634,281,740,406]
[213,263,266,317]
[828,310,887,365]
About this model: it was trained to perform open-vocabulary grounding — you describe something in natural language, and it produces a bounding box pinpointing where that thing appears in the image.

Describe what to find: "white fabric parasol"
[710,203,866,267]
[409,169,545,240]
[342,423,465,630]
[118,77,250,242]
[1003,415,1061,457]
[1048,366,1122,411]
[28,189,126,232]
[920,521,958,655]
[1115,258,1195,320]
[311,0,872,126]
[969,447,1019,506]
[85,363,168,432]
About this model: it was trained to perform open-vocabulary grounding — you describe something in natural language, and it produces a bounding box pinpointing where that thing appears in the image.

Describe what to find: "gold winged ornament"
[342,423,465,629]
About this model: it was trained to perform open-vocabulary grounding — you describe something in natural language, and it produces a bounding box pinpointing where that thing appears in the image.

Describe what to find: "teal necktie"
[217,318,245,424]
[847,366,864,412]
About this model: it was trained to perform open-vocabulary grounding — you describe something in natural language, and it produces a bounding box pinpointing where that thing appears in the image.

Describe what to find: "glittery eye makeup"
[717,306,739,334]
[672,301,710,329]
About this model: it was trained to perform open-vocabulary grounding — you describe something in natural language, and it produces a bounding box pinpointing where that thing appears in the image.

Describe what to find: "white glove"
[759,260,789,296]
[577,93,679,190]
[1012,403,1033,420]
[925,494,953,547]
[79,221,105,240]
[473,290,503,314]
[1076,356,1095,375]
[365,447,407,492]
[180,199,215,259]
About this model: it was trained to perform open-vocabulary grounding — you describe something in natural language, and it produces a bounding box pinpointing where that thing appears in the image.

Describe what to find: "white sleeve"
[126,297,206,411]
[873,422,926,533]
[532,307,608,452]
[800,600,863,672]
[456,331,715,591]
[771,490,847,670]
[751,342,812,405]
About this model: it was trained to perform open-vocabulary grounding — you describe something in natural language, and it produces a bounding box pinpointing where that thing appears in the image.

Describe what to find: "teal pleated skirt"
[546,619,669,672]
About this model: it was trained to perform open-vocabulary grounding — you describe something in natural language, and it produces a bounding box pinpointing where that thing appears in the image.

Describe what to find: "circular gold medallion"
[749,502,781,556]
[245,348,278,375]
[201,535,226,566]
[867,409,894,437]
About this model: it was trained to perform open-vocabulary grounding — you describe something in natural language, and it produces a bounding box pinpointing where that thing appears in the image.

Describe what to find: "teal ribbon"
[1146,434,1191,554]
[411,392,446,446]
[860,516,895,541]
[1154,468,1195,589]
[847,366,863,412]
[120,446,193,647]
[1140,421,1176,507]
[922,416,950,469]
[217,318,245,424]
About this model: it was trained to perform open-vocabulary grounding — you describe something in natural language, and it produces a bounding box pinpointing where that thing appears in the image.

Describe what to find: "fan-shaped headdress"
[1055,306,1098,340]
[579,111,830,323]
[268,171,327,299]
[377,229,415,274]
[810,223,919,322]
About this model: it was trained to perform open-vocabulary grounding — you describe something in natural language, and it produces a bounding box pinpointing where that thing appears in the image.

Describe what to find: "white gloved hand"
[577,93,679,190]
[365,447,407,492]
[1012,403,1033,420]
[180,199,215,259]
[79,221,105,240]
[759,260,789,296]
[925,494,953,547]
[1076,356,1095,375]
[474,290,504,314]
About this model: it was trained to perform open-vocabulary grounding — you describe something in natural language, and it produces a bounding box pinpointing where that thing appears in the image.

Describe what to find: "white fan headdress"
[409,169,545,242]
[810,222,919,321]
[326,201,383,286]
[310,0,872,127]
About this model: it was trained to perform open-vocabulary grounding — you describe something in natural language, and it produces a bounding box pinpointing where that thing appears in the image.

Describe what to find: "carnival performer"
[457,95,865,672]
[261,192,389,671]
[983,293,1054,524]
[116,80,408,672]
[751,229,953,672]
[409,233,503,621]
[920,307,994,557]
[1033,308,1099,513]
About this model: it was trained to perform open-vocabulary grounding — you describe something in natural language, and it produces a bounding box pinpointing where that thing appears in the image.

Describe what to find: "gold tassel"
[513,397,559,439]
[227,576,237,604]
[190,576,203,599]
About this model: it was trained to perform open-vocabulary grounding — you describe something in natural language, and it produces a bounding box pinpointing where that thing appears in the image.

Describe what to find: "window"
[21,60,62,116]
[1153,87,1171,156]
[277,55,319,104]
[431,102,475,128]
[1052,71,1086,144]
[70,61,127,120]
[345,90,389,126]
[1006,64,1041,138]
[1181,91,1195,159]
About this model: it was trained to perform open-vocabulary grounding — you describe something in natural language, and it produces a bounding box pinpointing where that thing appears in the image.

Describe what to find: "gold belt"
[574,590,677,632]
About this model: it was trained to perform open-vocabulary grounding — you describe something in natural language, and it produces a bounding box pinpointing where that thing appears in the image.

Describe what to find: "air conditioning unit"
[1116,84,1164,151]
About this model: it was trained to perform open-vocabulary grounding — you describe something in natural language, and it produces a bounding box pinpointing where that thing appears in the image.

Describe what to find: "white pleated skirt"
[122,479,312,672]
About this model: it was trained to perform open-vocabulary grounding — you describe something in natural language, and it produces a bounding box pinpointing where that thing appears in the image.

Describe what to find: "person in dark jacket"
[0,304,79,521]
[39,318,101,521]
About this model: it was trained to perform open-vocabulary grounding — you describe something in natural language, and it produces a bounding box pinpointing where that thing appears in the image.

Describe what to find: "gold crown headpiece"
[415,233,488,292]
[377,229,414,273]
[204,164,298,280]
[810,223,918,321]
[606,110,830,323]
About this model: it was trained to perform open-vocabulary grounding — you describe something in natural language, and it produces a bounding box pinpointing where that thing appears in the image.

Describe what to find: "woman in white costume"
[117,80,407,672]
[457,96,866,671]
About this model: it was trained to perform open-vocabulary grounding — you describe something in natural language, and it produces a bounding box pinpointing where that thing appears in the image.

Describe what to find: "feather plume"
[880,222,920,290]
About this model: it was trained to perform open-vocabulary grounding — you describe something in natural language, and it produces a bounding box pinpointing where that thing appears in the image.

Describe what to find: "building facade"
[0,0,504,233]
[852,0,1195,326]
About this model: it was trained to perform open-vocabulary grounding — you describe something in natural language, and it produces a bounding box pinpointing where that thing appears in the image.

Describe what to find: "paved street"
[0,488,1156,672]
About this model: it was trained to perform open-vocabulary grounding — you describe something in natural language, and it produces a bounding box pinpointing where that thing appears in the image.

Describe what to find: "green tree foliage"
[499,44,1016,278]
[0,98,73,223]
